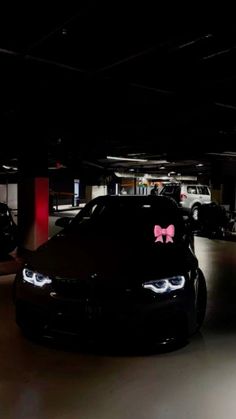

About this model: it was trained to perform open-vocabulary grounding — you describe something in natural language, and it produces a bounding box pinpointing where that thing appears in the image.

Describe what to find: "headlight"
[143,276,185,294]
[23,268,52,287]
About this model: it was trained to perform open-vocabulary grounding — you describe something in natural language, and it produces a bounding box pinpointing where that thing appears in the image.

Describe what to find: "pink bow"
[154,224,175,243]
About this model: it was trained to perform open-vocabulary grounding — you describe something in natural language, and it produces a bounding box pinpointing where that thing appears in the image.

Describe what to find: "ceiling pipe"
[25,11,85,54]
[177,33,213,49]
[215,102,236,111]
[0,48,85,73]
[202,47,236,60]
[92,45,157,74]
[129,82,173,95]
[24,2,96,54]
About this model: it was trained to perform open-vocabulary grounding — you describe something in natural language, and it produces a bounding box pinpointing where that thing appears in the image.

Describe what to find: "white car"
[160,183,211,220]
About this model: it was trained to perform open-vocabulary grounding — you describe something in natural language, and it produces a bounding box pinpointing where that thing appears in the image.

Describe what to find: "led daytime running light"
[143,276,185,294]
[23,268,52,287]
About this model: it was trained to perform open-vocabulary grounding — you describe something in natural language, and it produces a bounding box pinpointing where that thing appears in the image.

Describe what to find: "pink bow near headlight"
[154,224,175,243]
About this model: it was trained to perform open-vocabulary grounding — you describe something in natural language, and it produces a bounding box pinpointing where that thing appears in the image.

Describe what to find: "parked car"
[160,183,211,220]
[198,202,231,238]
[0,202,18,258]
[13,195,207,346]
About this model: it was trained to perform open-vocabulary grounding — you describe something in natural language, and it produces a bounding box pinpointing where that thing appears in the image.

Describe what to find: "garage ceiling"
[1,3,236,179]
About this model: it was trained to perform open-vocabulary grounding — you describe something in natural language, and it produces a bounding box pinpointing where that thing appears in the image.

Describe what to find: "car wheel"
[191,205,200,221]
[196,269,207,330]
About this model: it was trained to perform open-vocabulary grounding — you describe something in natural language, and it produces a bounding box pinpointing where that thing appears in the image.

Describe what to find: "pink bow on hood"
[154,224,175,243]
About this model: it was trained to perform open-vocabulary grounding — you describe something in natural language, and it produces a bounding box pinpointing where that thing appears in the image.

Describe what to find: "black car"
[0,202,17,259]
[13,195,207,345]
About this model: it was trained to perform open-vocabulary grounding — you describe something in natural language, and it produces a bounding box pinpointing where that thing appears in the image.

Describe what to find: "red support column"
[18,177,49,251]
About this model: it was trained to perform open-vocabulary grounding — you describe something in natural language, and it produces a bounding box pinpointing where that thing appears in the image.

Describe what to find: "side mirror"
[55,217,72,228]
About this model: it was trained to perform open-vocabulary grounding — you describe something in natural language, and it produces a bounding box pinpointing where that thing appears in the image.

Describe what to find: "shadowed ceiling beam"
[0,48,85,73]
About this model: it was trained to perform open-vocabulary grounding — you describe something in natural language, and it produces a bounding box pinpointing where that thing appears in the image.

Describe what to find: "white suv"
[160,183,211,220]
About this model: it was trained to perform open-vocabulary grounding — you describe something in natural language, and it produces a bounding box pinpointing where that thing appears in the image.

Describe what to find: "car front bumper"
[14,277,197,344]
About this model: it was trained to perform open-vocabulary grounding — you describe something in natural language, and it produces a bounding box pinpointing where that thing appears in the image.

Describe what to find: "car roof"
[162,183,209,187]
[87,194,179,208]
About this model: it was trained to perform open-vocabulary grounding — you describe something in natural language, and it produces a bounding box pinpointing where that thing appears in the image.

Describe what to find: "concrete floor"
[1,237,236,418]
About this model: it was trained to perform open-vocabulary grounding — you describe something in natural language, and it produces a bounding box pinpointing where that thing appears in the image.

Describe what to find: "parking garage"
[1,4,236,419]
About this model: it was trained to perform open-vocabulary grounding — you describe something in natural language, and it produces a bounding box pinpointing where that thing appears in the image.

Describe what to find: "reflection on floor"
[0,237,236,419]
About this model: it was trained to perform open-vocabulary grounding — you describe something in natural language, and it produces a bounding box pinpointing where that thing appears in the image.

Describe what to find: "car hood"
[26,231,197,283]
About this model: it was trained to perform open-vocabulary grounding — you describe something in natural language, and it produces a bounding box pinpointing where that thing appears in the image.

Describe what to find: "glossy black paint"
[13,196,207,344]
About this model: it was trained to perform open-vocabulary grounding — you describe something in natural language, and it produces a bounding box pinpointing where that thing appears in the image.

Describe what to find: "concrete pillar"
[18,177,49,251]
[85,185,107,202]
[211,185,223,204]
[210,161,223,204]
[18,139,49,252]
[133,177,137,195]
[85,185,93,203]
[210,161,236,210]
[222,177,236,211]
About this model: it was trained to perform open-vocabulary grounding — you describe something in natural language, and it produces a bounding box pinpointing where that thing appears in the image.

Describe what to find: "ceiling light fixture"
[2,165,17,171]
[127,153,146,156]
[107,156,148,162]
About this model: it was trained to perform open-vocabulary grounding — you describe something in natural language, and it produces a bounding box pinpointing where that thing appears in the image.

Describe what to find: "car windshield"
[69,198,186,244]
[160,185,181,202]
